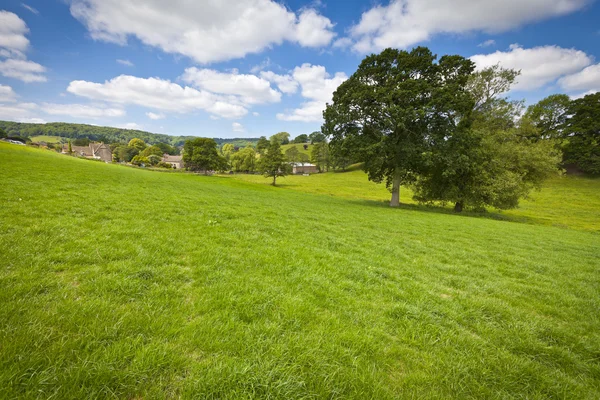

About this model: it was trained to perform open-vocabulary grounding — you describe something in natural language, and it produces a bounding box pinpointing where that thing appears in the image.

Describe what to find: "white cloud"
[40,103,125,118]
[70,0,335,64]
[259,71,299,94]
[146,111,165,120]
[252,112,260,116]
[21,4,39,15]
[0,10,30,57]
[332,37,352,49]
[0,102,37,121]
[558,63,600,95]
[470,44,593,91]
[0,59,47,82]
[116,59,134,67]
[119,122,142,130]
[347,0,589,53]
[67,74,248,119]
[0,84,17,102]
[478,39,496,47]
[250,57,273,74]
[0,11,47,82]
[20,117,46,124]
[232,122,245,132]
[181,67,281,104]
[277,64,347,122]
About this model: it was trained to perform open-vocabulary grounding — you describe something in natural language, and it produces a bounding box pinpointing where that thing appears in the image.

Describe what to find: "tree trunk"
[272,175,276,186]
[454,201,463,213]
[390,169,401,207]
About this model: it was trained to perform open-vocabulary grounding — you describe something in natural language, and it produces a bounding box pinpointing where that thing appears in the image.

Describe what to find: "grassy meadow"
[30,135,66,144]
[1,142,599,399]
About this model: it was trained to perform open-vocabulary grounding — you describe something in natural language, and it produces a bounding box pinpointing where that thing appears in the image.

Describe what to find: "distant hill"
[0,120,259,147]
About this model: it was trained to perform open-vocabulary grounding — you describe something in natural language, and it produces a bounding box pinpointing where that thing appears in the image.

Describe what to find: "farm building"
[162,154,184,169]
[62,143,112,162]
[291,162,318,174]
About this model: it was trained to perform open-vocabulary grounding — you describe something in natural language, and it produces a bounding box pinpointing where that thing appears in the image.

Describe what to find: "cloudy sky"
[0,0,599,138]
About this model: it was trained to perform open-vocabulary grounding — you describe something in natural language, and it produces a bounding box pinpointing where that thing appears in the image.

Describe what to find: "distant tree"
[310,142,330,172]
[293,134,309,143]
[112,145,138,162]
[0,128,6,138]
[270,132,290,145]
[156,161,173,169]
[221,143,236,161]
[73,137,90,146]
[131,155,150,166]
[285,146,301,163]
[256,136,270,155]
[155,142,179,155]
[298,153,310,164]
[562,92,600,174]
[257,139,290,185]
[309,131,326,144]
[128,138,147,151]
[67,140,73,154]
[140,145,163,158]
[147,154,161,165]
[524,94,571,140]
[323,47,475,207]
[230,146,257,173]
[182,138,227,173]
[303,144,309,150]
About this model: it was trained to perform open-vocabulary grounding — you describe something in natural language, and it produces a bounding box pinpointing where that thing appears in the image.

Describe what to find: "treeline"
[0,121,259,147]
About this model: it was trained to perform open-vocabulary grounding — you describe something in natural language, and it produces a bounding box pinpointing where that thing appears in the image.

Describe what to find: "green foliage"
[128,138,147,151]
[72,137,90,146]
[0,128,7,138]
[284,146,301,163]
[112,145,139,163]
[308,131,326,144]
[154,142,179,155]
[256,136,269,155]
[183,138,227,173]
[140,145,163,158]
[324,46,475,206]
[467,64,520,110]
[131,155,150,166]
[310,142,330,172]
[563,92,600,174]
[1,142,600,398]
[270,132,290,145]
[67,140,72,154]
[293,134,308,143]
[257,139,290,185]
[524,94,571,140]
[147,154,161,166]
[230,146,257,173]
[155,161,173,169]
[221,143,236,161]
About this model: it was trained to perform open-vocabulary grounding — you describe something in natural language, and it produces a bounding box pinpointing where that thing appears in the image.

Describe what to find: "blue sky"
[0,0,599,139]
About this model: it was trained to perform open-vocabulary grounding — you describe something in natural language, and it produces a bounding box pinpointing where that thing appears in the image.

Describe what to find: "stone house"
[162,154,184,169]
[291,162,318,174]
[63,143,112,162]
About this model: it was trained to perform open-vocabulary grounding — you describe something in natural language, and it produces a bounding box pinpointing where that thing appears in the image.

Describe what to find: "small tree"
[230,146,257,173]
[285,146,301,163]
[182,138,227,174]
[221,143,236,161]
[257,139,290,185]
[293,134,308,143]
[131,155,150,166]
[140,145,163,158]
[68,140,73,154]
[270,132,290,145]
[128,138,147,151]
[310,141,330,172]
[309,131,326,144]
[256,136,269,155]
[0,128,6,139]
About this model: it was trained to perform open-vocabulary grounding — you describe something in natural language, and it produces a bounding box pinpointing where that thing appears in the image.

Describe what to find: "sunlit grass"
[1,143,599,399]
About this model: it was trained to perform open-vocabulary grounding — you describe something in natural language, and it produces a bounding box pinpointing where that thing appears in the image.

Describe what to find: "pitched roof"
[162,154,183,162]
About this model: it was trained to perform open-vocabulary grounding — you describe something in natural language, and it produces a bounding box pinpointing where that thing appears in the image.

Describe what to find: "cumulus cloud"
[478,39,496,48]
[70,0,336,64]
[347,0,589,53]
[0,11,47,82]
[259,71,299,94]
[0,59,47,82]
[67,75,248,119]
[116,59,133,67]
[232,122,245,132]
[0,102,37,121]
[146,111,165,120]
[181,68,281,104]
[558,63,600,95]
[0,84,17,102]
[470,44,592,91]
[277,64,347,122]
[119,122,142,130]
[40,103,125,118]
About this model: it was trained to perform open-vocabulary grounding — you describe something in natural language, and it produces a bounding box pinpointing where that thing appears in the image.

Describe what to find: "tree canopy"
[563,92,600,174]
[182,138,227,173]
[257,139,290,185]
[270,132,290,145]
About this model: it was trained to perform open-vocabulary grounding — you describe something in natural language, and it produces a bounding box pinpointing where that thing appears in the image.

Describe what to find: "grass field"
[227,166,600,232]
[281,143,313,156]
[1,142,599,399]
[30,135,66,144]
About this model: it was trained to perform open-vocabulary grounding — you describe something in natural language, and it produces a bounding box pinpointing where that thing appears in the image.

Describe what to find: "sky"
[0,0,599,139]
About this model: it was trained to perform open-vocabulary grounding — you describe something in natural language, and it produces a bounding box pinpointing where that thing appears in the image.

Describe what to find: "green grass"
[30,135,66,144]
[1,143,599,399]
[227,166,600,232]
[281,143,313,156]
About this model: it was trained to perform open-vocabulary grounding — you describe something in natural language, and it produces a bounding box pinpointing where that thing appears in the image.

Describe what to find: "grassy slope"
[1,143,599,399]
[30,135,66,143]
[228,166,600,232]
[281,143,313,157]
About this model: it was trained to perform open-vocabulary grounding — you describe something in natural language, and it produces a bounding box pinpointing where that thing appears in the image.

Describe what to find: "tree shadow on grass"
[354,197,562,229]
